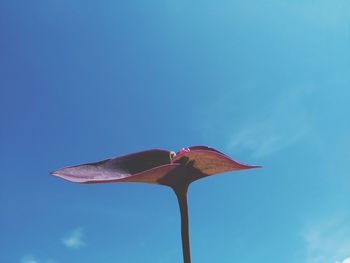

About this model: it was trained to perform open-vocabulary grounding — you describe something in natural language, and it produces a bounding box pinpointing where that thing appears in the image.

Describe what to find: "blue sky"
[1,0,350,262]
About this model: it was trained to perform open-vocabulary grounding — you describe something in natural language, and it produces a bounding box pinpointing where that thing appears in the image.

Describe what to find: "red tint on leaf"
[51,145,261,263]
[51,145,260,186]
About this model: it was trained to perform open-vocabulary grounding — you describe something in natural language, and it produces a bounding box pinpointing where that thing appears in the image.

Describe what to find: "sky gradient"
[1,0,350,263]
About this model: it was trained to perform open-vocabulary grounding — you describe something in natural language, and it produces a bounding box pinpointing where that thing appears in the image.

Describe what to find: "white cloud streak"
[20,256,56,263]
[21,256,38,263]
[62,228,85,249]
[334,257,350,263]
[303,216,350,263]
[227,87,313,158]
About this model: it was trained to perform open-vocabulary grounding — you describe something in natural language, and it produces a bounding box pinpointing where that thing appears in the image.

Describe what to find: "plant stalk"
[174,185,191,263]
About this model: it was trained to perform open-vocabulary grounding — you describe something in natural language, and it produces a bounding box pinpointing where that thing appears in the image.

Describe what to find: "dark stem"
[173,184,191,263]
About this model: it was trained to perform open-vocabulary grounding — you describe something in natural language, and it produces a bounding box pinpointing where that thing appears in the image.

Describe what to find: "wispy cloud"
[21,256,38,263]
[20,255,56,263]
[335,258,350,263]
[62,228,85,249]
[303,215,350,263]
[226,87,313,158]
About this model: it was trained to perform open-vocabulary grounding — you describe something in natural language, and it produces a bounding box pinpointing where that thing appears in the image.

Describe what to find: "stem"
[174,185,191,263]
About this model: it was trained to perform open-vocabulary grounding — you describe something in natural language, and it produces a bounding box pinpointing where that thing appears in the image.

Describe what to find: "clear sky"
[1,1,350,263]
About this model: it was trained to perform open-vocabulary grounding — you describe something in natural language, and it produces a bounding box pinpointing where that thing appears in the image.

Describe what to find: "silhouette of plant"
[51,145,261,263]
